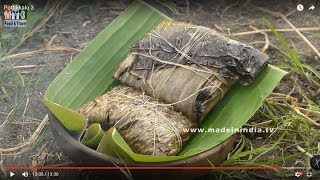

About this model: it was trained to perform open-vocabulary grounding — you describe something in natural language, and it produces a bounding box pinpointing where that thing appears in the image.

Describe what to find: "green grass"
[0,67,50,127]
[0,3,57,167]
[263,18,320,88]
[0,3,49,124]
[209,18,320,179]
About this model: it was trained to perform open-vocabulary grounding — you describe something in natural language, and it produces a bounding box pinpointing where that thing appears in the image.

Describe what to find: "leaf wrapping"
[44,0,287,162]
[113,20,269,123]
[77,86,197,156]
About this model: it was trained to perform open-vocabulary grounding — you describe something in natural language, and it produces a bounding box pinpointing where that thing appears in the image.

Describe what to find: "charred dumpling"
[78,20,268,156]
[113,20,269,123]
[77,86,197,156]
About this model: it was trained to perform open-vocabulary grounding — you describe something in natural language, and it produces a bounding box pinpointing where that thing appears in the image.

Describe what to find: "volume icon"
[22,171,28,177]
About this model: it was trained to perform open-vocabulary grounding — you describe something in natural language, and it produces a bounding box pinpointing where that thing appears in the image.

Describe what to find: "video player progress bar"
[282,167,311,170]
[4,166,285,170]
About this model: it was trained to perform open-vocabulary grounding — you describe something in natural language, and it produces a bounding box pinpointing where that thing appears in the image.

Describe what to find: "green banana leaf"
[81,123,105,149]
[44,0,166,139]
[97,127,188,162]
[44,0,287,162]
[179,64,286,155]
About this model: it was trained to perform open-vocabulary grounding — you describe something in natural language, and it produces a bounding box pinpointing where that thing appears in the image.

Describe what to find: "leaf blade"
[179,65,287,155]
[97,128,189,162]
[44,0,167,109]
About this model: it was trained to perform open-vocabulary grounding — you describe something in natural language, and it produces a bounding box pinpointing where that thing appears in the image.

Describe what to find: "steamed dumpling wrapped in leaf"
[113,20,269,123]
[77,86,197,156]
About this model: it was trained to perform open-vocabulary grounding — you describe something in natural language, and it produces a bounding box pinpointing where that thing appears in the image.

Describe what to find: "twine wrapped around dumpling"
[78,20,268,157]
[113,20,269,123]
[77,86,197,156]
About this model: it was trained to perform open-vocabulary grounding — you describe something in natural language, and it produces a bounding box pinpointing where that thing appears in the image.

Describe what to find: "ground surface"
[0,0,319,179]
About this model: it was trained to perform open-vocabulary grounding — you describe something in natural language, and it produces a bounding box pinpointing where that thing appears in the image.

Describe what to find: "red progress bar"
[4,166,282,170]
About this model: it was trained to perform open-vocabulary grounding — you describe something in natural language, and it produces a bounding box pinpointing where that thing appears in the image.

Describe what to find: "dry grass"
[0,115,48,155]
[0,0,78,170]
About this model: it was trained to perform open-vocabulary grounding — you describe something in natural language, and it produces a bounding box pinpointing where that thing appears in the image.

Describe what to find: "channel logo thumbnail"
[3,4,29,27]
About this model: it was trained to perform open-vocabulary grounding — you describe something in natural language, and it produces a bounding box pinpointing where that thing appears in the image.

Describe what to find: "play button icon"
[9,172,15,177]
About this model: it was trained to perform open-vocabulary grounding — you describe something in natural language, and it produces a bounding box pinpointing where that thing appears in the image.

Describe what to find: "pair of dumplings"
[77,21,268,156]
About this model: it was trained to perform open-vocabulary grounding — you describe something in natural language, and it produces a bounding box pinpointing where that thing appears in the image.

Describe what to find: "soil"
[0,0,319,179]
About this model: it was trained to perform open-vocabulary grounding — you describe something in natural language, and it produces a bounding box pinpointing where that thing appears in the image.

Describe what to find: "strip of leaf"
[81,123,105,149]
[97,128,189,162]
